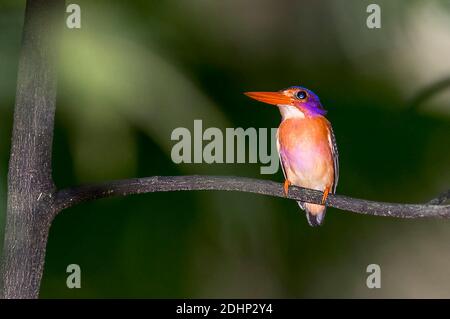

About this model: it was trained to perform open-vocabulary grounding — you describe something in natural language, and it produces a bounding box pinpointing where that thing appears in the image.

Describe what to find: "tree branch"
[0,0,63,299]
[428,189,450,205]
[54,176,450,219]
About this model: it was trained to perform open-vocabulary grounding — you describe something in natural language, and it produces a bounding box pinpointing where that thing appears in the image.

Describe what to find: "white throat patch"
[278,104,305,120]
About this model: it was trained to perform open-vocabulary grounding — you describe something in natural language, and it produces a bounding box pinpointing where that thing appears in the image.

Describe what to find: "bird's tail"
[297,201,326,227]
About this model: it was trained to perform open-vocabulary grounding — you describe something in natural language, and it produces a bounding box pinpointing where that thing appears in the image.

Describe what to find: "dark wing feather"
[329,126,339,193]
[276,130,288,181]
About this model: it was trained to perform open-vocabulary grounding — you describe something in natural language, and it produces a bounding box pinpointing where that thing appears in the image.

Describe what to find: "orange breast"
[278,116,334,190]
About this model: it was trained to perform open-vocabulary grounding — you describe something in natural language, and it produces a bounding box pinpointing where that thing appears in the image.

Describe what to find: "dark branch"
[428,189,450,205]
[0,0,63,299]
[54,176,450,219]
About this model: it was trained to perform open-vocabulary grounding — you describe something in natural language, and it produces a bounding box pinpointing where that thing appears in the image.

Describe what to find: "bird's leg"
[321,185,331,205]
[284,179,291,197]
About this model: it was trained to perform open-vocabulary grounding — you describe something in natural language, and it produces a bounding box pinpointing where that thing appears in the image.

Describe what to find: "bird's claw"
[321,185,330,204]
[284,180,291,197]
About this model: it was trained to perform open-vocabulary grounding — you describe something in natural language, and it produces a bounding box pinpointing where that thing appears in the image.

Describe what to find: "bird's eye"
[296,90,307,100]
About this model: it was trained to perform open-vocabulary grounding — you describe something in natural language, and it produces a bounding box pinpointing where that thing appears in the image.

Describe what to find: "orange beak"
[244,91,292,106]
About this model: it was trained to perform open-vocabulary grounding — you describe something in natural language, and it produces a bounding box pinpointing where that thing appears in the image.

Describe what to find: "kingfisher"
[245,86,339,226]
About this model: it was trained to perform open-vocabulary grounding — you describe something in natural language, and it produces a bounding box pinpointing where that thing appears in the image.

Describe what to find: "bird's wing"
[328,125,339,193]
[276,129,288,181]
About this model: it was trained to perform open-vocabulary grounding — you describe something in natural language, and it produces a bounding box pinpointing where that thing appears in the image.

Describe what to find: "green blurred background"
[1,0,449,298]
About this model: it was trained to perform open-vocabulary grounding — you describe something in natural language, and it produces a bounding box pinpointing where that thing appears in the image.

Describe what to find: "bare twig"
[428,189,450,205]
[54,176,450,219]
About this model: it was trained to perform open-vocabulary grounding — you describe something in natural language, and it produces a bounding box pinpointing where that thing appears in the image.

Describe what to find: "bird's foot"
[321,185,331,205]
[284,180,291,197]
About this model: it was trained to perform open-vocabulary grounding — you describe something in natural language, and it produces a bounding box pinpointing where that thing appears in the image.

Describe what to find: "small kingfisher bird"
[245,86,339,226]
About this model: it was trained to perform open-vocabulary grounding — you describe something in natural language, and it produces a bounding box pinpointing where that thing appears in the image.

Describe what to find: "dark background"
[0,0,449,298]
